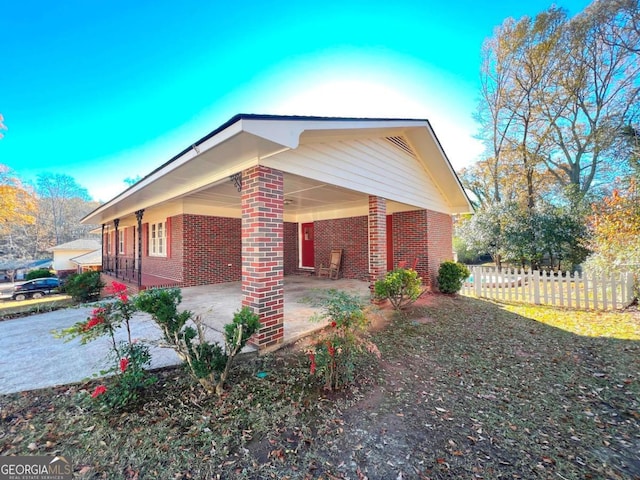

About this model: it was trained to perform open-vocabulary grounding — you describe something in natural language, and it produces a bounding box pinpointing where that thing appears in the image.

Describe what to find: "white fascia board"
[241,118,429,149]
[407,124,474,213]
[83,121,245,224]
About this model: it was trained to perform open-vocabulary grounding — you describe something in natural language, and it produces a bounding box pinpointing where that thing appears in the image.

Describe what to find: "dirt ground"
[1,293,639,479]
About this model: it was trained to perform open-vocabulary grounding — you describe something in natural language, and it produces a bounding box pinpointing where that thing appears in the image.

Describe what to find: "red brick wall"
[392,209,453,288]
[426,210,454,288]
[283,222,299,275]
[182,214,241,287]
[368,196,387,282]
[141,215,184,283]
[392,210,429,283]
[314,216,369,280]
[241,165,284,349]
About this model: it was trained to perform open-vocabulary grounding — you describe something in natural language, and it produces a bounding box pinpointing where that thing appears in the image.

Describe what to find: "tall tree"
[0,164,38,261]
[505,7,566,210]
[542,0,640,201]
[586,179,640,276]
[476,18,521,203]
[621,124,640,176]
[0,165,37,236]
[594,0,640,55]
[36,173,96,246]
[469,1,640,207]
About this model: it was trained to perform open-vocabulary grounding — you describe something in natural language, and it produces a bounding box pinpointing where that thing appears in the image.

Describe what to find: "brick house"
[82,114,472,350]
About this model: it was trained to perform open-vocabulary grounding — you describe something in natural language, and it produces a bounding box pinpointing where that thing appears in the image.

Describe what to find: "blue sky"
[1,0,592,202]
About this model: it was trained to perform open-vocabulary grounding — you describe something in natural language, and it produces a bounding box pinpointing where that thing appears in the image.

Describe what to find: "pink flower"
[83,316,104,331]
[106,281,128,296]
[91,385,107,398]
[308,352,316,375]
[119,357,129,372]
[330,321,337,328]
[118,293,128,303]
[327,342,335,357]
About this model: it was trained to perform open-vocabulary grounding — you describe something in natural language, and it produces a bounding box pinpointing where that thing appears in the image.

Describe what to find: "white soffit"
[83,115,471,225]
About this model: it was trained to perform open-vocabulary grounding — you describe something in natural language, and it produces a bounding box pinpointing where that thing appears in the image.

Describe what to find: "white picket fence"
[461,266,635,310]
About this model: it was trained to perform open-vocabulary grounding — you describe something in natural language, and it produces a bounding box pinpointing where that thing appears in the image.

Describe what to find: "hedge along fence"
[461,266,635,311]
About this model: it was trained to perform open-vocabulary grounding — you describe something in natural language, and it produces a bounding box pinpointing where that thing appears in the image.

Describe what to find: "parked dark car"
[12,278,62,301]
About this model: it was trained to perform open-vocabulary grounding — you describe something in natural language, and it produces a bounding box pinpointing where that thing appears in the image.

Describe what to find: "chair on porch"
[318,249,343,280]
[397,258,419,270]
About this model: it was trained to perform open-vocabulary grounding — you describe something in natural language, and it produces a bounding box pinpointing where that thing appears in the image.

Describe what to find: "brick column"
[368,196,387,289]
[241,165,284,350]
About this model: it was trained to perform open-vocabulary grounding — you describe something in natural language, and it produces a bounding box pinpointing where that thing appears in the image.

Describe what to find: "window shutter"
[143,223,149,256]
[165,217,171,258]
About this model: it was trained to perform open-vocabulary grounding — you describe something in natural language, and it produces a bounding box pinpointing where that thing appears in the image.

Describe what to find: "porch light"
[283,199,294,206]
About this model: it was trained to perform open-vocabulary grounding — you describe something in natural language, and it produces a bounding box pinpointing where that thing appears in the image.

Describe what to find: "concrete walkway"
[0,276,370,394]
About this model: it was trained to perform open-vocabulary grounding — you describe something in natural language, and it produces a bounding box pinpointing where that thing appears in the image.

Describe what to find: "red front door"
[386,215,394,271]
[301,222,315,268]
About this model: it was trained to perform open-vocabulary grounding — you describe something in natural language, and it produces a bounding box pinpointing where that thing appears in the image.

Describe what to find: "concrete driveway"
[0,277,370,395]
[0,305,181,395]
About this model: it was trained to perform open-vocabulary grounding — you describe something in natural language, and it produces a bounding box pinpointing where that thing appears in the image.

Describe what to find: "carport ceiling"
[185,172,367,214]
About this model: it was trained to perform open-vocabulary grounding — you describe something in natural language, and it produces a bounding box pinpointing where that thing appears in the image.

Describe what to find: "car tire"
[14,293,27,301]
[32,292,44,299]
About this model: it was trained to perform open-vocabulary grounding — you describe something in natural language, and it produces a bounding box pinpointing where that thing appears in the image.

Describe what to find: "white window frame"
[118,228,125,254]
[149,221,166,257]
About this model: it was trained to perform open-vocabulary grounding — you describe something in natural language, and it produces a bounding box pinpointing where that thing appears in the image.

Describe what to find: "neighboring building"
[82,114,473,350]
[49,239,101,277]
[0,258,53,282]
[70,249,102,273]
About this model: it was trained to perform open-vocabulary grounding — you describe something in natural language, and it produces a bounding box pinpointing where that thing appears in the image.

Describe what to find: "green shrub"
[26,268,55,280]
[374,268,423,309]
[63,271,105,302]
[308,290,380,391]
[436,261,470,294]
[135,289,261,396]
[54,281,156,412]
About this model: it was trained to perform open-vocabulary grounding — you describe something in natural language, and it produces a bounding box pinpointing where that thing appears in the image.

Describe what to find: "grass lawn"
[0,295,73,320]
[1,294,638,479]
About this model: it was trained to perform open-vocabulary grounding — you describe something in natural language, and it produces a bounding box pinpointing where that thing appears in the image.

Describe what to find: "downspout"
[135,209,144,288]
[114,219,120,279]
[101,224,105,274]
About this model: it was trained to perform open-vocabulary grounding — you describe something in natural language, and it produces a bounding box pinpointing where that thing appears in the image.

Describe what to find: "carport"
[0,276,371,394]
[179,275,372,348]
[82,114,472,352]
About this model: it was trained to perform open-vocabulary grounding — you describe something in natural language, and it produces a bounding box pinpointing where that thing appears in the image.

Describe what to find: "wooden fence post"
[533,270,540,305]
[474,266,482,297]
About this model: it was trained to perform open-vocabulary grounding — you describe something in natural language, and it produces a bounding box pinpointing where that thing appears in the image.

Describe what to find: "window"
[149,221,166,256]
[118,228,125,254]
[106,231,111,254]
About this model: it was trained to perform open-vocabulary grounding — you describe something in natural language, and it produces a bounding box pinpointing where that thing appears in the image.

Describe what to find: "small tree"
[374,268,423,310]
[54,282,155,412]
[585,182,639,301]
[308,290,380,391]
[63,271,104,302]
[25,269,55,280]
[135,288,261,396]
[437,261,470,294]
